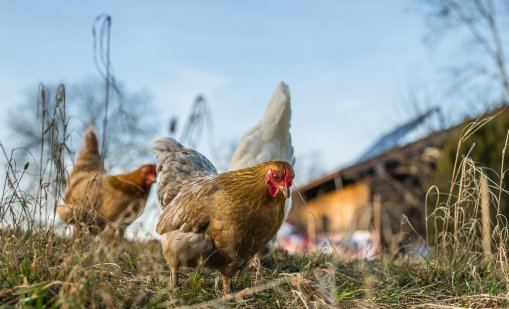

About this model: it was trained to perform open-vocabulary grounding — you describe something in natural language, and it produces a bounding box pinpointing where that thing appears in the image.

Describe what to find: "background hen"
[57,126,156,238]
[153,137,294,293]
[230,82,295,253]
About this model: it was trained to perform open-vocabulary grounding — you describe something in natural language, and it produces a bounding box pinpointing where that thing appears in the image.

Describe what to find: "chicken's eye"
[273,174,280,181]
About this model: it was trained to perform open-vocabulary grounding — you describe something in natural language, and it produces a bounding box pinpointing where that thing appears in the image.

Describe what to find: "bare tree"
[8,78,157,172]
[419,0,509,104]
[166,94,230,171]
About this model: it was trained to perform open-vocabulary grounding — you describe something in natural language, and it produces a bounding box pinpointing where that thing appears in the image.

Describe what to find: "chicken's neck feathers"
[217,162,287,208]
[105,169,150,195]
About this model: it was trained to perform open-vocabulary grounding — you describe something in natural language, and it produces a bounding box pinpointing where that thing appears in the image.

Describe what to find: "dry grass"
[2,228,508,308]
[2,87,509,308]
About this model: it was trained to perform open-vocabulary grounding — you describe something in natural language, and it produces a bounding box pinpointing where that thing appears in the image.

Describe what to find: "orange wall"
[292,181,371,234]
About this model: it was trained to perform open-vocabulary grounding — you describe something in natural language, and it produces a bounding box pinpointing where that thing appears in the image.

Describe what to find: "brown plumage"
[57,125,156,238]
[153,137,294,293]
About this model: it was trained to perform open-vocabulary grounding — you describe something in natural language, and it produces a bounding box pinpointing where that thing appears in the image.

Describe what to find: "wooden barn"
[287,108,457,254]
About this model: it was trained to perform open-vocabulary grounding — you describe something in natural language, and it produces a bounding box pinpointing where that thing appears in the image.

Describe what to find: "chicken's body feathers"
[153,137,293,291]
[57,126,155,237]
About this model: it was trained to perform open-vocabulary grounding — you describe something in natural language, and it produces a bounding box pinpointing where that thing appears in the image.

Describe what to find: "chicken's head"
[140,164,157,187]
[264,162,294,199]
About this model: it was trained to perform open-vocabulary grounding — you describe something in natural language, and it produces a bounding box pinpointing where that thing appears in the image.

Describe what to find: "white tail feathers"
[230,82,295,171]
[262,82,291,126]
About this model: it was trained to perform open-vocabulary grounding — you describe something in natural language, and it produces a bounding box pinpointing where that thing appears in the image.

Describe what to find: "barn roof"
[294,108,457,201]
[357,107,443,162]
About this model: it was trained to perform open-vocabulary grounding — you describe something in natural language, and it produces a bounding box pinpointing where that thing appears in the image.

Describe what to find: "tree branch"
[485,0,509,99]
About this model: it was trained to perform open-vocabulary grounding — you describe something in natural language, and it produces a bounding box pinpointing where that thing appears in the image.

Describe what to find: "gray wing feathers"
[152,137,217,209]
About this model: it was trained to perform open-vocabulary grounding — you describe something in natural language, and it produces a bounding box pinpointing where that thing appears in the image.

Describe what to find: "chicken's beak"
[279,186,290,199]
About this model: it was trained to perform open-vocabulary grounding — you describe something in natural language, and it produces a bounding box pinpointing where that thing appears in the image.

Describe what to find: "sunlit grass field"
[2,91,509,308]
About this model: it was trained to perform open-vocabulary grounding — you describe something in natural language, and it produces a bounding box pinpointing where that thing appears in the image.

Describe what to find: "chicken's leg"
[169,266,178,289]
[222,275,231,294]
[250,256,262,283]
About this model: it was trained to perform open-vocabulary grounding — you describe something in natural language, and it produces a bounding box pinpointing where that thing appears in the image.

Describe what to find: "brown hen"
[57,126,156,238]
[153,137,294,293]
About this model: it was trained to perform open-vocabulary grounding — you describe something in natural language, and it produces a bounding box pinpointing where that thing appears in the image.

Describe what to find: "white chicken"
[230,82,295,253]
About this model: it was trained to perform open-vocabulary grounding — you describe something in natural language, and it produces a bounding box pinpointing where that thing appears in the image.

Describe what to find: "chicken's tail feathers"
[152,137,217,209]
[277,81,291,101]
[82,124,100,153]
[264,82,291,120]
[75,124,104,172]
[229,82,295,170]
[152,137,184,168]
[152,137,217,174]
[265,82,294,165]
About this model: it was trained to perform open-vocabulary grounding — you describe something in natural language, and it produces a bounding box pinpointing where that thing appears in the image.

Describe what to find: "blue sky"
[0,1,447,182]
